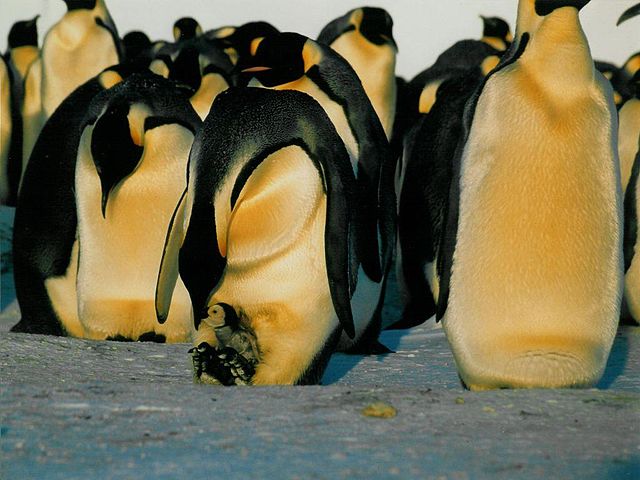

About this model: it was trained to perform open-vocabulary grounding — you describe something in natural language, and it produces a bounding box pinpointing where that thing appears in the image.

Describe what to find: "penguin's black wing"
[624,147,640,272]
[306,48,395,283]
[11,73,116,334]
[180,87,358,337]
[392,71,483,329]
[4,55,22,206]
[437,34,530,320]
[618,2,640,25]
[317,12,354,46]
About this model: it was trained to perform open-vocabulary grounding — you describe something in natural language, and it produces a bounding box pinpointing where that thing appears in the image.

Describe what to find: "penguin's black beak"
[617,2,640,26]
[240,66,273,73]
[90,103,144,218]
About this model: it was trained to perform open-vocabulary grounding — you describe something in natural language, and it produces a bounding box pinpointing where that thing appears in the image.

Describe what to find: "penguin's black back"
[11,77,109,334]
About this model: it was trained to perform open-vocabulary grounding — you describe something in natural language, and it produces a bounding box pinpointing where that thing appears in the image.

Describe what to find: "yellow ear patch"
[302,41,323,72]
[481,55,501,76]
[127,103,152,147]
[418,80,444,114]
[98,70,122,89]
[625,54,640,76]
[250,37,265,57]
[173,26,180,41]
[149,59,170,78]
[351,9,364,28]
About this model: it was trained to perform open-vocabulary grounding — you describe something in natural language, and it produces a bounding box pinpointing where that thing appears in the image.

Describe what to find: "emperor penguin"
[1,17,39,205]
[438,0,622,390]
[72,73,200,342]
[621,72,640,325]
[240,32,396,353]
[21,0,122,174]
[122,30,152,66]
[11,64,133,335]
[317,7,398,140]
[5,16,40,82]
[480,16,513,51]
[155,87,361,384]
[623,52,640,78]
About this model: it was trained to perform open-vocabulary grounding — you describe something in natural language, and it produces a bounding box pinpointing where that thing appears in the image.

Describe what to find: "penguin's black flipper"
[617,2,640,25]
[624,151,640,273]
[317,11,355,45]
[306,55,394,283]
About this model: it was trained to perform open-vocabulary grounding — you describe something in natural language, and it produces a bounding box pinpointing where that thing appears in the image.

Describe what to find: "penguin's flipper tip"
[617,3,640,26]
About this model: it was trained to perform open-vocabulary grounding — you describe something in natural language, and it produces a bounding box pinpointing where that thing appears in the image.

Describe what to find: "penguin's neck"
[9,45,39,79]
[521,7,594,98]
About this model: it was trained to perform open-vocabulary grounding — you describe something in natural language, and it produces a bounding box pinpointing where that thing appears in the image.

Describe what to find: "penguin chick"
[208,303,260,365]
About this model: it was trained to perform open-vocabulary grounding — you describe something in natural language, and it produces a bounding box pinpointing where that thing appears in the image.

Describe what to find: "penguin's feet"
[189,342,256,386]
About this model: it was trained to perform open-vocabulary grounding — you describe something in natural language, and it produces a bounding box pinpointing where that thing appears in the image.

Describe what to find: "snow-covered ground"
[2,202,639,479]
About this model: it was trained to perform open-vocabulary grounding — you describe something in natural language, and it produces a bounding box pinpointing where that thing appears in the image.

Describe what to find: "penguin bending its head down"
[12,64,135,335]
[156,87,363,384]
[438,0,622,390]
[240,32,396,352]
[317,7,398,140]
[73,73,200,342]
[21,0,122,173]
[206,21,279,66]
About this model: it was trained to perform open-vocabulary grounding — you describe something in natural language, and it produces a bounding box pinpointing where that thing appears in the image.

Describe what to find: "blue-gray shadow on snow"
[321,327,413,385]
[597,328,630,389]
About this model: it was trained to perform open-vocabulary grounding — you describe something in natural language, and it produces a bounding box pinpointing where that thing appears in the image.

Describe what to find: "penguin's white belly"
[445,70,621,389]
[210,145,338,385]
[75,125,193,342]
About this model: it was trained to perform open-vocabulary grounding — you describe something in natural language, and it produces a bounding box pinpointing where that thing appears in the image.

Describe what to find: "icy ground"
[1,205,638,479]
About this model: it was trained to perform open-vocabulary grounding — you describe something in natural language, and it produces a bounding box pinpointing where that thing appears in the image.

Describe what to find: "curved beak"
[617,3,640,26]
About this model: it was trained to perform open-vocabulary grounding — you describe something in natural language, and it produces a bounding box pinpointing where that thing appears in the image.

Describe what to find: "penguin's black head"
[359,7,397,49]
[239,32,307,87]
[63,0,98,12]
[223,21,280,65]
[481,16,511,40]
[173,17,202,42]
[8,16,39,49]
[534,0,590,16]
[122,31,151,62]
[211,303,240,329]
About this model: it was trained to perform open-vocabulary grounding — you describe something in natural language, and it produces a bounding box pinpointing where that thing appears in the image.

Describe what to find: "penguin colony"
[3,0,639,388]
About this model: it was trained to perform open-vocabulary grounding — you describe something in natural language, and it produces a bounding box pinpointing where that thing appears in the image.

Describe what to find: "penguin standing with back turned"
[438,0,622,390]
[21,0,122,174]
